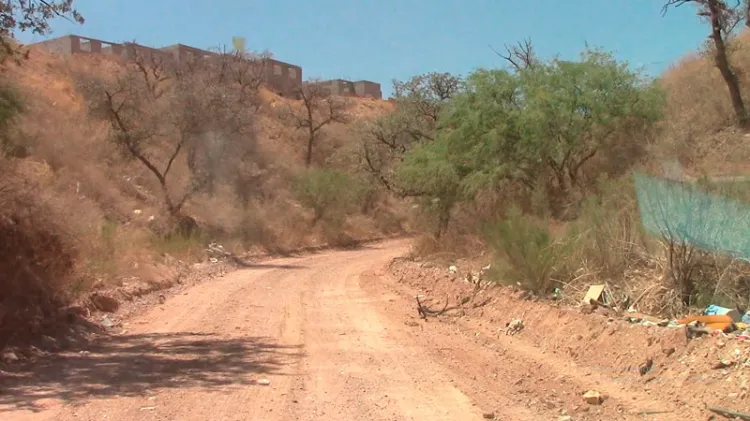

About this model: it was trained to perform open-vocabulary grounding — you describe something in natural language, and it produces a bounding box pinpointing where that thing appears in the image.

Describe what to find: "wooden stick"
[709,406,750,420]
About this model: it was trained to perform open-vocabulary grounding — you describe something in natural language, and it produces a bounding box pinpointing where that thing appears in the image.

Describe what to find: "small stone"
[482,412,495,419]
[89,293,120,313]
[2,351,19,363]
[712,360,733,369]
[257,378,271,386]
[582,390,603,405]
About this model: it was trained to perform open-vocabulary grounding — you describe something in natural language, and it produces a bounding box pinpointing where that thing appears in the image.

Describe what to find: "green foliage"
[569,175,648,278]
[0,1,84,64]
[291,168,368,225]
[0,82,25,157]
[483,206,574,294]
[432,48,663,193]
[150,229,207,259]
[394,46,665,236]
[357,72,463,192]
[394,141,461,237]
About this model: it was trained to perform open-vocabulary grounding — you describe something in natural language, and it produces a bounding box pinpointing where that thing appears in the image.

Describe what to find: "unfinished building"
[158,43,217,62]
[30,34,304,97]
[311,78,382,99]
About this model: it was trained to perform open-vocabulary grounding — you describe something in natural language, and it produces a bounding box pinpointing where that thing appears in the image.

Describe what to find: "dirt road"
[0,240,705,420]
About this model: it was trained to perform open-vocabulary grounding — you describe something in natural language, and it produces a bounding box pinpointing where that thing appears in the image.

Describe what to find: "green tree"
[357,72,463,193]
[395,140,461,238]
[397,47,664,232]
[449,49,661,199]
[0,1,84,62]
[291,168,367,226]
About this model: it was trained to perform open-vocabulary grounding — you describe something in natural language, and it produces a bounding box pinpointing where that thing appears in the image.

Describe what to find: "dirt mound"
[0,162,78,350]
[388,258,750,418]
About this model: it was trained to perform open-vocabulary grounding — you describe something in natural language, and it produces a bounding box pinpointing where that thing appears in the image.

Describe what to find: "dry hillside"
[658,31,750,176]
[0,47,405,348]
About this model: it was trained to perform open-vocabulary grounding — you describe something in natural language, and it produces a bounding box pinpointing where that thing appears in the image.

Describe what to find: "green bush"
[483,206,574,294]
[0,82,25,157]
[570,175,648,278]
[291,168,368,226]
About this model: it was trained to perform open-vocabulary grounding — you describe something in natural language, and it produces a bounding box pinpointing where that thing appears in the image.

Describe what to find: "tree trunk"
[305,134,314,167]
[708,0,749,128]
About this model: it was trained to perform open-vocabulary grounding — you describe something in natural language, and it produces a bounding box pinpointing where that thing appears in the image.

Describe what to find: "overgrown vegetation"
[356,34,750,315]
[7,0,750,348]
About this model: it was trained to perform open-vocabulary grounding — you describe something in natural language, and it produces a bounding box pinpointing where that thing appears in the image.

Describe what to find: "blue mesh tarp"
[633,171,750,260]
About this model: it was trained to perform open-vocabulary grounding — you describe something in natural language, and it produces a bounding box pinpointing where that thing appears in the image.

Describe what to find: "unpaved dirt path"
[0,240,699,420]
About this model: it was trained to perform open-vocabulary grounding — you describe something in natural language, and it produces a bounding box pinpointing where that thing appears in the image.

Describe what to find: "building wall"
[120,42,173,62]
[263,58,303,98]
[30,35,307,98]
[159,44,216,62]
[32,35,124,56]
[354,80,382,99]
[313,79,382,99]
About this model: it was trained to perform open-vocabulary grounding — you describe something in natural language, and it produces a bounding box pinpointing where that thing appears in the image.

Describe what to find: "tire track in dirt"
[0,240,701,421]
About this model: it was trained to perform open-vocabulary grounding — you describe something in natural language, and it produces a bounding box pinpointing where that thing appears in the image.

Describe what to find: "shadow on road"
[0,332,303,412]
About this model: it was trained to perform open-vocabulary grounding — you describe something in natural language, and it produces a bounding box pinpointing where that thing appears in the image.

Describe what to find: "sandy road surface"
[1,240,696,420]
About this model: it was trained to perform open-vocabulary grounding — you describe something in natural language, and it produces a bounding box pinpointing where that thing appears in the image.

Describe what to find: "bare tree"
[204,46,273,111]
[491,38,538,71]
[356,72,463,194]
[663,0,749,128]
[0,0,84,63]
[392,72,463,123]
[282,80,351,167]
[80,48,259,220]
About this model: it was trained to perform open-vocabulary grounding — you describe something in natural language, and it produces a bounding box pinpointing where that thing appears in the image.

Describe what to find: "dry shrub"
[0,161,77,348]
[658,32,750,165]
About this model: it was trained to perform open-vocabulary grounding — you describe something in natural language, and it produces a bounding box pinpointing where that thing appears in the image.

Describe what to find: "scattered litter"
[582,390,604,405]
[704,305,742,323]
[582,284,605,305]
[448,265,457,274]
[209,257,219,263]
[256,378,271,386]
[101,315,114,328]
[133,209,142,215]
[139,406,156,411]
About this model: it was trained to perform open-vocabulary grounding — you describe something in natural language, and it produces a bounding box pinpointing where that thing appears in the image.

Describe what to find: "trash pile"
[582,284,750,343]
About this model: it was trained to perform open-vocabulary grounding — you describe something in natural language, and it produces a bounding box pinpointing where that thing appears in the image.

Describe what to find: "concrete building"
[312,78,383,99]
[31,34,125,57]
[30,34,304,97]
[263,58,303,98]
[353,80,382,99]
[159,43,217,62]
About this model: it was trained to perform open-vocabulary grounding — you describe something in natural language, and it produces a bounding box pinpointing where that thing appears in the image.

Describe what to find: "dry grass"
[0,46,408,345]
[657,31,750,173]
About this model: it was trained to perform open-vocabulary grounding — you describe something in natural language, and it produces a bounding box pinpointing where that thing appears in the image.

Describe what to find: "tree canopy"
[395,47,665,232]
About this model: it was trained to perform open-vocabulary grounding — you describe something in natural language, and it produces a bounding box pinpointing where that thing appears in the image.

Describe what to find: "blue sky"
[16,0,709,98]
